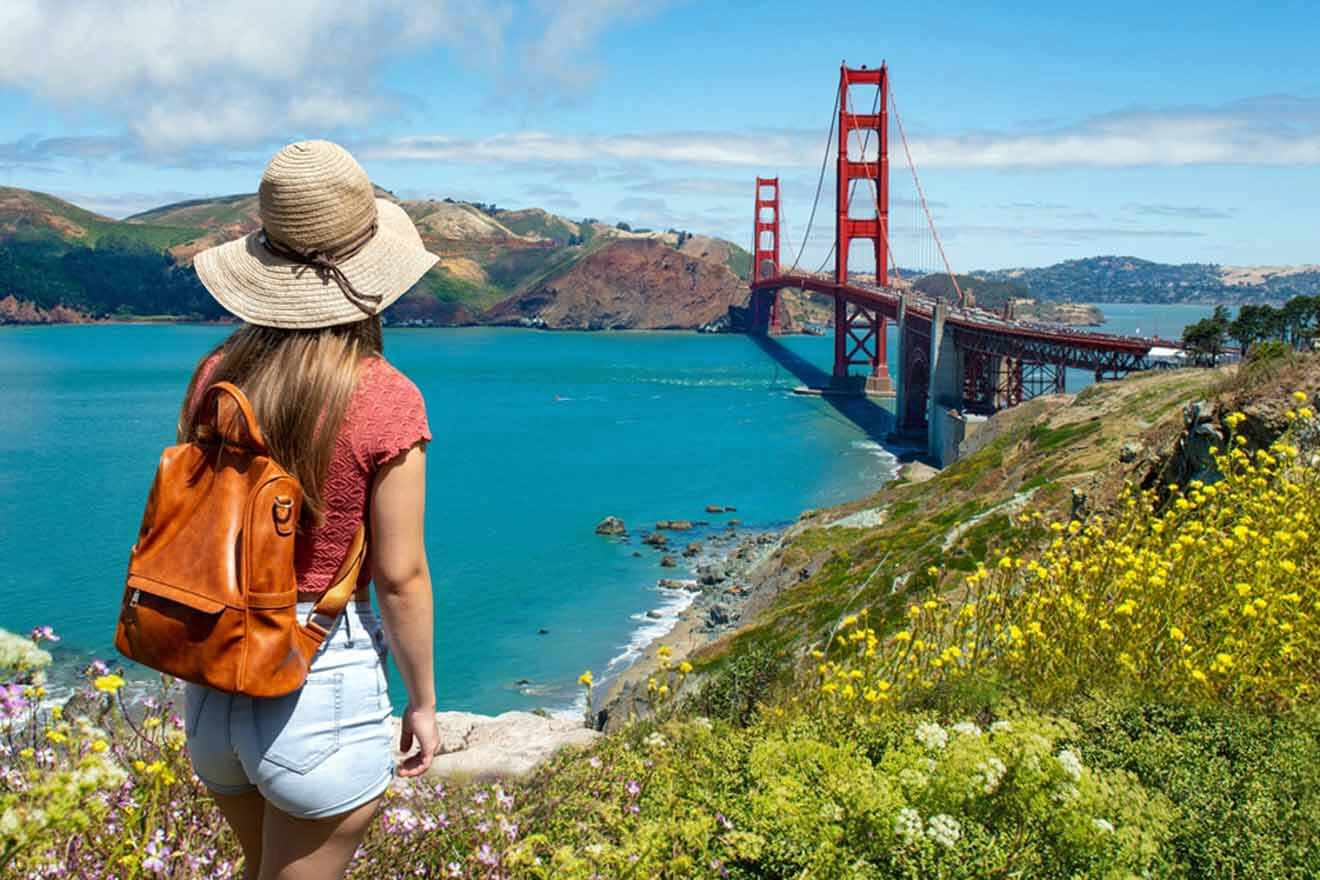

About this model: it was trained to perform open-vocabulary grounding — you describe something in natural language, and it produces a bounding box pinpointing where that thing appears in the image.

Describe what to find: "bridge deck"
[754,272,1166,359]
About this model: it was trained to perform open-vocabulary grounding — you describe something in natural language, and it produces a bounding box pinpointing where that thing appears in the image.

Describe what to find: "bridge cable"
[785,79,840,275]
[888,84,965,306]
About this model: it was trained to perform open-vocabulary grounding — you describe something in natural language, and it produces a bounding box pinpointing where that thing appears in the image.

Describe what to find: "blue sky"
[2,0,1317,270]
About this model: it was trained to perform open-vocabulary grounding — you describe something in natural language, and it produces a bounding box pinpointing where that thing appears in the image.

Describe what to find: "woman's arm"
[369,442,439,777]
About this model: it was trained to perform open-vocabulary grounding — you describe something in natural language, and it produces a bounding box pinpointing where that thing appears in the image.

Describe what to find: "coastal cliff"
[482,238,746,330]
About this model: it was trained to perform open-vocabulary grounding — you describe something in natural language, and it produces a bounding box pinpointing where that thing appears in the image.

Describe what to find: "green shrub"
[686,645,788,726]
[1064,697,1320,879]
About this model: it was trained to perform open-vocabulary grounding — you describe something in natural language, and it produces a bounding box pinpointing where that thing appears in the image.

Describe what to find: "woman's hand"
[397,702,440,777]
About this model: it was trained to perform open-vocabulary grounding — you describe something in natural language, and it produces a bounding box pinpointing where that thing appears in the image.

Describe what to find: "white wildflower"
[1056,748,1083,781]
[951,721,982,737]
[926,813,962,848]
[643,731,669,751]
[914,722,948,751]
[894,808,923,845]
[1093,818,1115,834]
[989,720,1013,734]
[974,756,1007,794]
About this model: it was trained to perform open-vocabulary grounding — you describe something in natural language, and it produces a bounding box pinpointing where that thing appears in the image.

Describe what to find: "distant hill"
[975,256,1320,305]
[0,187,217,321]
[0,186,754,328]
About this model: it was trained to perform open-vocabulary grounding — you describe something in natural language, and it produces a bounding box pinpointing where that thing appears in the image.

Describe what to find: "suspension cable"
[889,84,964,306]
[786,80,839,274]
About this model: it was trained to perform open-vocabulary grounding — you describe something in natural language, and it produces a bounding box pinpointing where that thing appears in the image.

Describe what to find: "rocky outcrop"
[0,295,91,324]
[594,516,627,536]
[397,711,600,782]
[482,239,748,330]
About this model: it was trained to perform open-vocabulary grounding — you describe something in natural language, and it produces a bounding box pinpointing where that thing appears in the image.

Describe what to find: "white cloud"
[366,95,1320,171]
[909,97,1320,168]
[524,0,664,94]
[362,130,816,166]
[0,0,510,150]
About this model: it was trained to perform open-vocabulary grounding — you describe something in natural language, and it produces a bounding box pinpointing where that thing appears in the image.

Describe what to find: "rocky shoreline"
[591,512,791,730]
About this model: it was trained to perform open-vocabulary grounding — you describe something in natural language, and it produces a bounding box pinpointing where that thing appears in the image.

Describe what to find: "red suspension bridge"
[746,62,1166,464]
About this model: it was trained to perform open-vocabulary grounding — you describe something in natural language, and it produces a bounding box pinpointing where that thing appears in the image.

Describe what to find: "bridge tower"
[751,177,782,333]
[833,64,893,395]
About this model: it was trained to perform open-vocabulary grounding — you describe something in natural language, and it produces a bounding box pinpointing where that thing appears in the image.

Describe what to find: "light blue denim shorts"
[184,601,394,819]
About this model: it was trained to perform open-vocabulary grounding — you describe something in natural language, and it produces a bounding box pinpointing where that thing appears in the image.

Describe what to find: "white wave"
[603,585,696,674]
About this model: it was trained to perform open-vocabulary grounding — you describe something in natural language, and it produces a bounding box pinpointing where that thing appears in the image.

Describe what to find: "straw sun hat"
[194,140,438,329]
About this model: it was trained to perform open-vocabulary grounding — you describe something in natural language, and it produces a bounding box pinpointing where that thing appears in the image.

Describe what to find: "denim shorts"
[184,601,394,819]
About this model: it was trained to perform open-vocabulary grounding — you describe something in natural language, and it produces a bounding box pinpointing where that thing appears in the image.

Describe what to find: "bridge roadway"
[753,271,1162,373]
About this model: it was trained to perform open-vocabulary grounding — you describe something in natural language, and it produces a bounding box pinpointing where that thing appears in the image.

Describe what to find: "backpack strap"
[304,524,368,639]
[202,382,268,453]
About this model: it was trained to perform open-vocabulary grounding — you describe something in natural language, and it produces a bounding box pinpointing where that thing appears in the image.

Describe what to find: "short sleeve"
[354,362,432,470]
[185,353,223,421]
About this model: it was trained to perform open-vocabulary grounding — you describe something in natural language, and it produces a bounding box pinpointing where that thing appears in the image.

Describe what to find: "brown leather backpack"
[115,381,365,698]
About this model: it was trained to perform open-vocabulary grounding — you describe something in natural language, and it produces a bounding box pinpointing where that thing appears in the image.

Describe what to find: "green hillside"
[976,255,1320,304]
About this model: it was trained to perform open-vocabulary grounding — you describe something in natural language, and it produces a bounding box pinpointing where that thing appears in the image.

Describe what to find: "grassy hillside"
[5,353,1316,877]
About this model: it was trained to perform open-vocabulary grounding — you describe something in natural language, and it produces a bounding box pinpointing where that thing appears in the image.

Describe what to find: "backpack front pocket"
[256,672,343,774]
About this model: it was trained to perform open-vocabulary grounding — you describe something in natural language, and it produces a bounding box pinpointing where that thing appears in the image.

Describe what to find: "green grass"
[22,190,202,250]
[1027,417,1102,451]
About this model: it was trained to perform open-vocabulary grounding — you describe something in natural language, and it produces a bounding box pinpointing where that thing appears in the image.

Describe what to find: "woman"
[180,140,441,879]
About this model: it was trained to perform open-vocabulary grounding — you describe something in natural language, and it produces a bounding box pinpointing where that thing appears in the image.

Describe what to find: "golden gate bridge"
[745,62,1170,464]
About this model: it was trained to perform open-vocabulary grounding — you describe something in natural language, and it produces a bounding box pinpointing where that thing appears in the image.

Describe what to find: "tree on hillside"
[1281,295,1318,347]
[1229,304,1276,351]
[1183,306,1230,366]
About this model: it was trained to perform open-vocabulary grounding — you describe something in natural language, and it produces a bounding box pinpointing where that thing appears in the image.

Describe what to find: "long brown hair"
[179,316,383,528]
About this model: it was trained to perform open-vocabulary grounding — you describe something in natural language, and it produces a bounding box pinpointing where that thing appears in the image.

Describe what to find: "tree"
[1183,307,1230,366]
[1281,295,1318,347]
[615,221,632,232]
[1229,304,1275,352]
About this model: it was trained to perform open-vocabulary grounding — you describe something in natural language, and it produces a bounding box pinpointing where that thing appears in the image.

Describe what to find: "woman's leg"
[256,796,382,880]
[211,790,267,879]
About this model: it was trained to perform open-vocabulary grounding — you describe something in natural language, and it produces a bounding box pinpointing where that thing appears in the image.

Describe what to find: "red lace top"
[191,354,431,592]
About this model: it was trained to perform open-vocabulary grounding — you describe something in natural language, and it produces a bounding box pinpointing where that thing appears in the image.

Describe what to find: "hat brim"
[194,199,439,329]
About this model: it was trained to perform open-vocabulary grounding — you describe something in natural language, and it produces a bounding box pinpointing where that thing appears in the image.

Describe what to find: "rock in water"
[655,519,694,531]
[642,532,669,548]
[682,541,703,557]
[705,504,726,513]
[659,555,678,568]
[595,516,627,536]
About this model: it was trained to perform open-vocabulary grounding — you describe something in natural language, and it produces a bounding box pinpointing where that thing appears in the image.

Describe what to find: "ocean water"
[0,325,900,715]
[0,303,1204,714]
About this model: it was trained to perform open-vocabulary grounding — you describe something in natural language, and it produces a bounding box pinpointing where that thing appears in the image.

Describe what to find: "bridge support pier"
[926,301,969,466]
[830,297,895,397]
[895,294,929,436]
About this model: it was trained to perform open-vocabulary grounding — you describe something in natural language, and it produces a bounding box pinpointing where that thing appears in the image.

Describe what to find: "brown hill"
[482,238,747,330]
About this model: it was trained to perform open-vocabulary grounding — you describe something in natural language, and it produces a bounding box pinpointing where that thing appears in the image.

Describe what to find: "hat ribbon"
[259,220,383,315]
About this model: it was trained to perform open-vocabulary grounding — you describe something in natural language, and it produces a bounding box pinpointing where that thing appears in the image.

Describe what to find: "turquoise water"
[0,303,1209,714]
[0,325,899,714]
[1088,302,1218,338]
